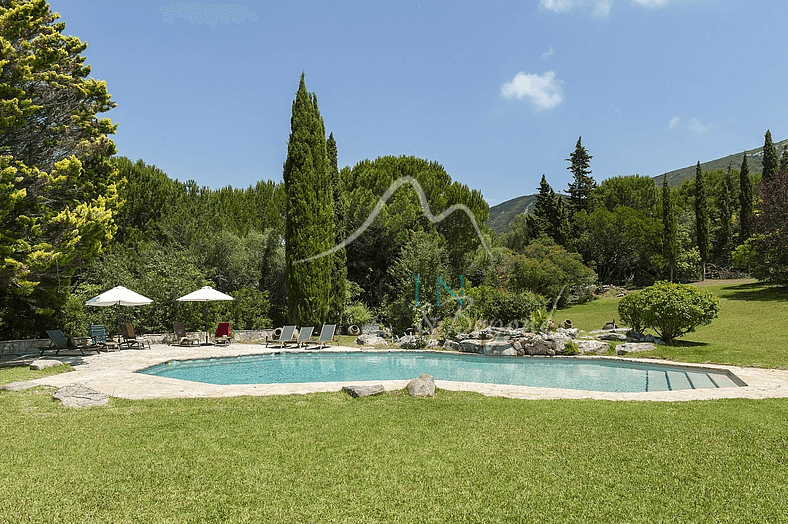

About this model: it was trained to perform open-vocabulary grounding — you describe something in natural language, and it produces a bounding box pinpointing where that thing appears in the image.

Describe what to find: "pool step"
[645,369,736,392]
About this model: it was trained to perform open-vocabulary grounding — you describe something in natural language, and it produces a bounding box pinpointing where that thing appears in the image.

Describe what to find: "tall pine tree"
[762,129,778,183]
[661,175,677,282]
[326,132,347,324]
[283,74,334,325]
[694,161,709,280]
[533,174,568,245]
[739,153,753,242]
[566,136,596,215]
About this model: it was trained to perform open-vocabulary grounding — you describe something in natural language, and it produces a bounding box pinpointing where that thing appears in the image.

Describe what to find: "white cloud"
[538,0,580,14]
[688,118,713,134]
[541,47,555,61]
[669,116,681,129]
[591,0,612,17]
[501,71,564,111]
[539,0,612,16]
[632,0,671,7]
[540,0,681,17]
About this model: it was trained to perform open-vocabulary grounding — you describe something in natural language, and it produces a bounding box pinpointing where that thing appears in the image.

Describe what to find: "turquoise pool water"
[138,351,743,393]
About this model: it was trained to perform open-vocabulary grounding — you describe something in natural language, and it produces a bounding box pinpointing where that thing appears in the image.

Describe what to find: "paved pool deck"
[19,343,788,402]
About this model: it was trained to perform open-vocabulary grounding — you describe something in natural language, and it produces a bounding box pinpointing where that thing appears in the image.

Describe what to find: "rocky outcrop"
[575,340,610,354]
[356,334,388,346]
[615,342,656,355]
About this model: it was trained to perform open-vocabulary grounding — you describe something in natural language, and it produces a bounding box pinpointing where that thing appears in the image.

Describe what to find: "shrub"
[466,286,545,326]
[618,281,720,343]
[563,340,579,356]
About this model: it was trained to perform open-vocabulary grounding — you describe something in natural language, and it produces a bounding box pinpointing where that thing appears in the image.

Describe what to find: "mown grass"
[559,279,788,368]
[1,387,787,523]
[1,278,786,522]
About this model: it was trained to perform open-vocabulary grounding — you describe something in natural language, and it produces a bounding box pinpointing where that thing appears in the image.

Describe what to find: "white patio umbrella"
[84,285,153,334]
[176,286,235,343]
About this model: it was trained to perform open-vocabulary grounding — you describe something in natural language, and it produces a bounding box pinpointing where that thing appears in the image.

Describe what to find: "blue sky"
[50,0,788,205]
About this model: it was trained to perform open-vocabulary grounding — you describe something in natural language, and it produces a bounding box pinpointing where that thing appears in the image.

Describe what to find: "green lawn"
[2,278,787,523]
[1,387,787,523]
[559,279,788,368]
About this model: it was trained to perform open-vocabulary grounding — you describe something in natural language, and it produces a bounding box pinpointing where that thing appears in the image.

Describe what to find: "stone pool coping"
[21,343,788,402]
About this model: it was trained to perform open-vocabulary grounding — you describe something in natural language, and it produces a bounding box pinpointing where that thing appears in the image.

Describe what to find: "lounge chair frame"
[265,325,296,348]
[214,322,231,346]
[308,324,336,350]
[119,323,151,350]
[172,322,200,347]
[283,326,314,349]
[38,329,101,357]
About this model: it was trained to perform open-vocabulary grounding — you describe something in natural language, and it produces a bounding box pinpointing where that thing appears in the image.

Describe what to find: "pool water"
[138,351,743,393]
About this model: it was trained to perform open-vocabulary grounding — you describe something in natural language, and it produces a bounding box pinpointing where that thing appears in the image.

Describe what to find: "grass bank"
[559,279,788,368]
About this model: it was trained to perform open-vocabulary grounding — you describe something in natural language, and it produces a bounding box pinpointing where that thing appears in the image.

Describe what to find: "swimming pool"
[138,351,744,393]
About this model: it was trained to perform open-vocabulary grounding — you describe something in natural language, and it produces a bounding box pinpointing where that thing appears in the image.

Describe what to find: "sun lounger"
[38,329,101,357]
[265,325,296,348]
[119,322,151,350]
[283,326,314,348]
[89,324,118,351]
[214,322,231,346]
[172,322,200,347]
[308,324,336,349]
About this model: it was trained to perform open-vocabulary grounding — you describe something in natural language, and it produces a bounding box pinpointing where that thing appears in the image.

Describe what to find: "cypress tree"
[283,74,334,325]
[694,162,709,280]
[326,132,347,324]
[762,129,779,183]
[779,145,788,174]
[739,153,753,242]
[715,164,734,264]
[533,174,569,245]
[566,136,596,215]
[661,175,677,282]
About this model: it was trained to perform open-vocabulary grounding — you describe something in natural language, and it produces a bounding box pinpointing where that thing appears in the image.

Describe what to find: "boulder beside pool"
[342,384,385,398]
[407,374,435,397]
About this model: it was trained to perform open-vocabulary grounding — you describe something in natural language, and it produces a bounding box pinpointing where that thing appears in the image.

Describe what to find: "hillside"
[654,138,788,186]
[486,194,537,233]
[487,137,787,233]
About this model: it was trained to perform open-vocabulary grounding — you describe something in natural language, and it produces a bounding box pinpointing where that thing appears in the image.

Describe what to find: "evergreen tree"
[762,129,779,183]
[283,74,334,325]
[715,164,735,264]
[661,175,677,282]
[533,174,568,246]
[779,145,788,174]
[326,132,347,324]
[739,153,753,242]
[694,162,709,280]
[0,0,120,337]
[566,136,596,215]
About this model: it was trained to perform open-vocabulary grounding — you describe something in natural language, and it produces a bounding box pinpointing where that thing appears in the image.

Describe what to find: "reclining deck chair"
[38,329,101,357]
[283,326,313,348]
[214,322,231,346]
[119,322,151,350]
[172,322,200,347]
[309,324,336,349]
[89,324,118,351]
[265,325,296,348]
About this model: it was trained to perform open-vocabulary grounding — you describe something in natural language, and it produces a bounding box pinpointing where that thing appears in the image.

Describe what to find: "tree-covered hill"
[486,194,538,233]
[655,138,788,187]
[488,137,787,233]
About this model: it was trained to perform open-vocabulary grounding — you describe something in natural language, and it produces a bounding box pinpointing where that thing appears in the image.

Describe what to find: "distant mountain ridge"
[486,138,787,233]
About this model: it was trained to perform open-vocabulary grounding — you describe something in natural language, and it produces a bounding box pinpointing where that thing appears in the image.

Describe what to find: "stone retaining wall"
[1,329,277,354]
[0,339,49,355]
